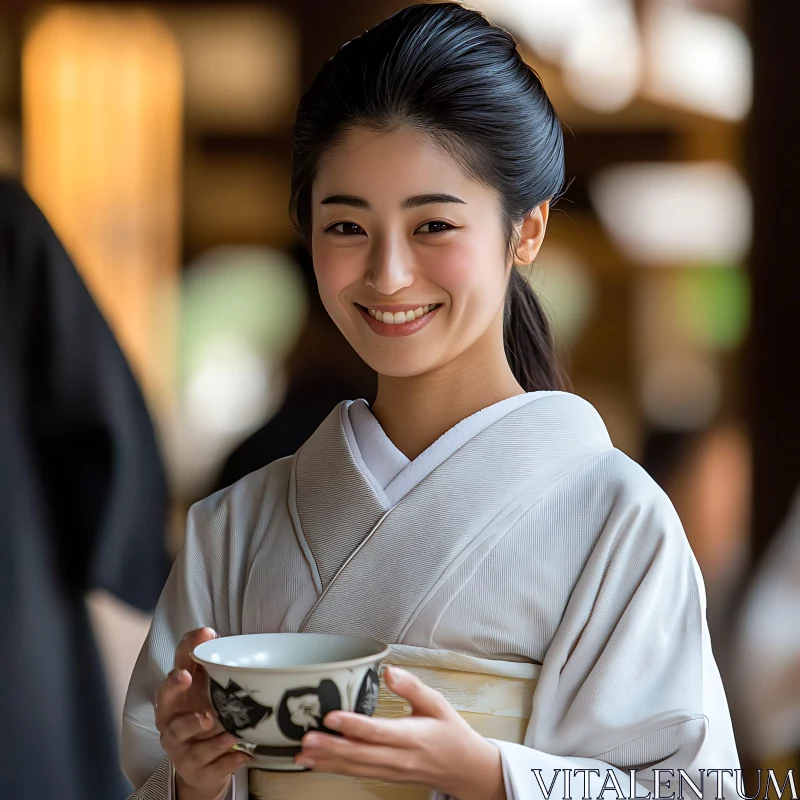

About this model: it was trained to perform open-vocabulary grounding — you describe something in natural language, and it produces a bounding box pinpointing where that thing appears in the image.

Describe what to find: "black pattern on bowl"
[210,678,273,734]
[276,679,342,741]
[355,668,380,716]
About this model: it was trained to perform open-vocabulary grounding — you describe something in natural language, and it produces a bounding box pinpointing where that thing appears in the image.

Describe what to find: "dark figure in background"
[213,245,376,492]
[0,180,170,798]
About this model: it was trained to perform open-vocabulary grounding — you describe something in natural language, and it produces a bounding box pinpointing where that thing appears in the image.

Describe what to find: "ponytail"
[504,267,566,392]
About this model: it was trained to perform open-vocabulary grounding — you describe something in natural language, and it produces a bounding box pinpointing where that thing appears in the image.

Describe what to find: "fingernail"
[303,733,320,748]
[324,713,342,730]
[296,756,315,769]
[387,666,407,683]
[172,670,186,685]
[198,712,213,729]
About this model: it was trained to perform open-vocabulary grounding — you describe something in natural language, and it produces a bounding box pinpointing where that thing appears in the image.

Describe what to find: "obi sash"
[249,644,539,800]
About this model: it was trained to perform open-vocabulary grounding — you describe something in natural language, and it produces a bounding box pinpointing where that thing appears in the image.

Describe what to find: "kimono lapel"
[292,402,386,589]
[295,392,613,643]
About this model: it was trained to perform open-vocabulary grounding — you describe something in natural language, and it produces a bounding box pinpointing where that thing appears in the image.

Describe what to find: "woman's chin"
[360,352,443,380]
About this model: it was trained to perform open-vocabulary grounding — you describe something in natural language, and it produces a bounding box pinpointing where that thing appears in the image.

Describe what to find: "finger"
[155,669,193,729]
[194,750,251,784]
[196,714,227,738]
[166,711,216,744]
[178,732,240,770]
[322,711,417,747]
[385,667,452,719]
[302,732,412,770]
[299,750,410,782]
[175,627,218,672]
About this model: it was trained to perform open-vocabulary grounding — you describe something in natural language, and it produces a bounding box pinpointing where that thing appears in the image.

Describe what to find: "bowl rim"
[190,632,392,674]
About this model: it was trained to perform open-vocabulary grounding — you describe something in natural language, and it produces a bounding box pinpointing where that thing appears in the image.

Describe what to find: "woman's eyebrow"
[319,193,467,209]
[403,193,466,208]
[320,195,369,208]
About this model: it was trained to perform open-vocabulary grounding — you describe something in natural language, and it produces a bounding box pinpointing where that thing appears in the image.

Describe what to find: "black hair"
[290,1,566,391]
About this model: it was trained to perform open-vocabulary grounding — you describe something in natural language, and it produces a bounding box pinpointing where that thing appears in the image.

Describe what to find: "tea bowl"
[192,632,389,771]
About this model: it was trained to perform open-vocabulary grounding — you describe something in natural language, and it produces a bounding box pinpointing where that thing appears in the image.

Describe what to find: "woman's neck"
[370,334,525,460]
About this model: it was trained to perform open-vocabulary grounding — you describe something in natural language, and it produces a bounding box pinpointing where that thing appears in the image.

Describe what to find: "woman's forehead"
[312,126,487,205]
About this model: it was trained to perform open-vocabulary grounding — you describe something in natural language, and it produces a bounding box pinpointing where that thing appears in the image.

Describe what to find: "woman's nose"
[365,236,414,296]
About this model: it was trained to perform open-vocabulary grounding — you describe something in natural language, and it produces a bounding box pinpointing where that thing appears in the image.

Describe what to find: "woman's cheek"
[420,242,473,293]
[313,249,360,304]
[422,239,503,310]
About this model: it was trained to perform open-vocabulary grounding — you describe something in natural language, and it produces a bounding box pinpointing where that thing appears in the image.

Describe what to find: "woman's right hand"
[155,628,251,800]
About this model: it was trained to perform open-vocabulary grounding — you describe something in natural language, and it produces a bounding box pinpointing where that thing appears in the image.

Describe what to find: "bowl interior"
[193,632,388,671]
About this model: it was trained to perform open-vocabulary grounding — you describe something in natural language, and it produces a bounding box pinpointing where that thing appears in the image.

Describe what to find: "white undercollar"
[342,393,543,509]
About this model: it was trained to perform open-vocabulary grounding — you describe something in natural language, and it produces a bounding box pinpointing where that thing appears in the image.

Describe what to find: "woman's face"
[311,125,538,379]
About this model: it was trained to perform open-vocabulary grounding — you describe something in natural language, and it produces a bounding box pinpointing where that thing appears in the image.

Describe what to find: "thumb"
[385,666,453,720]
[176,626,218,672]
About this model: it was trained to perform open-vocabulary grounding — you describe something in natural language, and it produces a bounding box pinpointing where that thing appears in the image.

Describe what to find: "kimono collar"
[292,391,613,642]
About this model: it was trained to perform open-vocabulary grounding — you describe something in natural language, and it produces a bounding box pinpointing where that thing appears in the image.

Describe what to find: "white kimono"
[123,391,739,800]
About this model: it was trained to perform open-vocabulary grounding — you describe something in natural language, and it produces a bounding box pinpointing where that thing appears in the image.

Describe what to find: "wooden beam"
[748,0,800,563]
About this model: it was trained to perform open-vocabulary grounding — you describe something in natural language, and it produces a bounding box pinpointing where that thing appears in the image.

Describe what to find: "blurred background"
[0,0,797,792]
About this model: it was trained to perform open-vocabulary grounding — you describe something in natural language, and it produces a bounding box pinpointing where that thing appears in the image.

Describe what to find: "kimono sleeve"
[490,455,740,800]
[0,179,169,610]
[121,492,248,800]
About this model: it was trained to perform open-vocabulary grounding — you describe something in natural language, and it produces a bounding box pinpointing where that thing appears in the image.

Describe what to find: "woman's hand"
[155,628,251,800]
[295,666,506,800]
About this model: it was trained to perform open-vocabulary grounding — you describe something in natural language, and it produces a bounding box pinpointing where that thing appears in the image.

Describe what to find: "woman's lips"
[356,304,441,337]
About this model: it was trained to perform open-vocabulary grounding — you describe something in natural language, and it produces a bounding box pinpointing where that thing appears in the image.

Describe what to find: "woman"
[123,4,739,799]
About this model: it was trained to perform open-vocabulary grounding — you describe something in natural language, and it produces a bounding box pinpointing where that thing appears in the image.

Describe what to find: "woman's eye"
[327,222,366,236]
[416,221,454,234]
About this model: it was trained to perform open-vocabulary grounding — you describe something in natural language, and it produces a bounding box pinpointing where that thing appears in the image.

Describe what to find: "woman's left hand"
[295,666,506,800]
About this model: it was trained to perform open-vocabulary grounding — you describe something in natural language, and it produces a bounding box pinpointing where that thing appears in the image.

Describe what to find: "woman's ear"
[513,201,550,265]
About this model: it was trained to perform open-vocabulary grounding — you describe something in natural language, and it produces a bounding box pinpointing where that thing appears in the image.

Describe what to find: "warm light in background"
[162,5,299,133]
[22,5,182,415]
[590,162,752,266]
[474,0,641,113]
[476,0,596,63]
[167,6,300,251]
[642,4,752,122]
[560,0,641,114]
[470,0,751,122]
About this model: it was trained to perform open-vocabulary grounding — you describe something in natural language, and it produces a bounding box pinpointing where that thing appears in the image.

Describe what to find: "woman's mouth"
[356,303,442,337]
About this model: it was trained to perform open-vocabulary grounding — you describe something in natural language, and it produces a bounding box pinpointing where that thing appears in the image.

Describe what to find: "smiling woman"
[122,4,739,800]
[309,126,524,368]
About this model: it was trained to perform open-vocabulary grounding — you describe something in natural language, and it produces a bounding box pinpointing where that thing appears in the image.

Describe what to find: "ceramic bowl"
[192,632,389,771]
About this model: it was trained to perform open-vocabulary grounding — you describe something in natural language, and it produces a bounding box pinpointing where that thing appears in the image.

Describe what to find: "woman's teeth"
[367,305,438,324]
